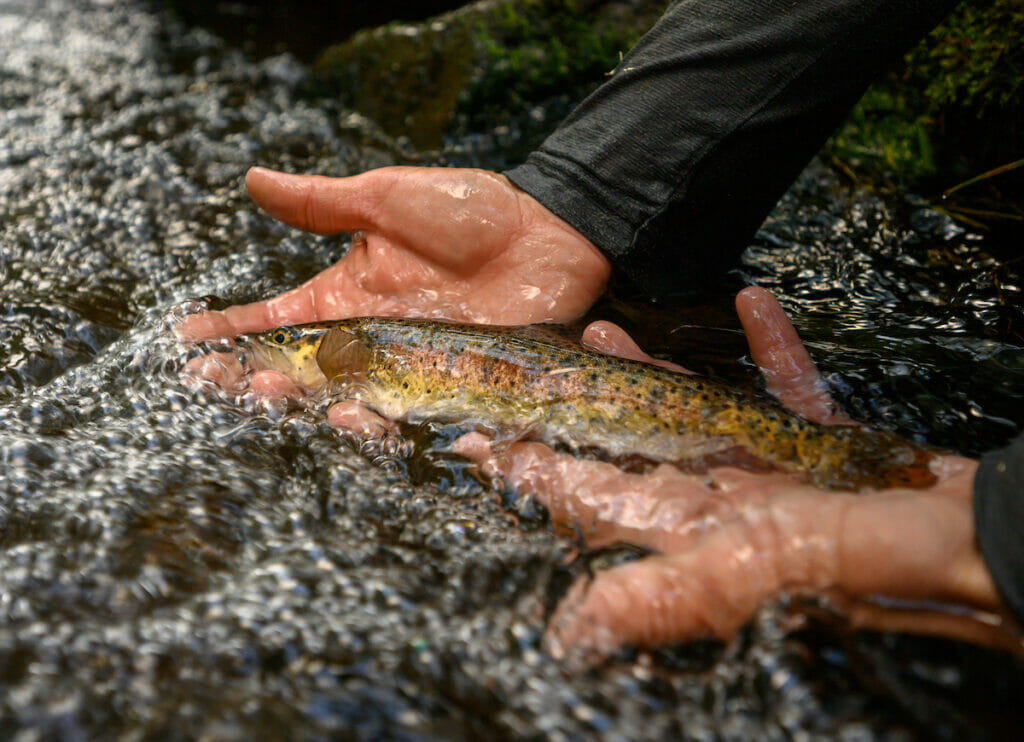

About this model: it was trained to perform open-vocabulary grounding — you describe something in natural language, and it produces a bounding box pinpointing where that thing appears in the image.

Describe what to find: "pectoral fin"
[316,328,373,382]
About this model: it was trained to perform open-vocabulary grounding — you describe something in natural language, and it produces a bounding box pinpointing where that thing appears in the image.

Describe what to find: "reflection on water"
[0,0,1021,739]
[741,164,1024,455]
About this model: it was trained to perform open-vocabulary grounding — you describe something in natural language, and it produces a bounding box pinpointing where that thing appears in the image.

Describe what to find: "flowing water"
[1,0,1022,739]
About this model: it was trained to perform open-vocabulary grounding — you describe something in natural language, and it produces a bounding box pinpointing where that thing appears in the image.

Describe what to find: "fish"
[243,317,937,491]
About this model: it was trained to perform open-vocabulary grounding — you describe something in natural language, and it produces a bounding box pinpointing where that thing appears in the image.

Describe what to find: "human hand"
[455,287,1021,661]
[180,166,610,341]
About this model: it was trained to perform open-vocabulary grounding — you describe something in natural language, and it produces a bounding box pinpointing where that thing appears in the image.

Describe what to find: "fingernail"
[246,166,286,184]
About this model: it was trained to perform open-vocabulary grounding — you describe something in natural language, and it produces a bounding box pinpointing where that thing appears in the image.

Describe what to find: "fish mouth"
[238,333,330,393]
[239,335,283,374]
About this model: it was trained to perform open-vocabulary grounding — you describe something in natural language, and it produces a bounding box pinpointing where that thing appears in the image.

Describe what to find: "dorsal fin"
[316,328,373,381]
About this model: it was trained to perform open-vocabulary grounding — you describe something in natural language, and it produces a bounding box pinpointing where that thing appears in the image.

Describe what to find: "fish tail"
[839,429,937,490]
[877,445,937,488]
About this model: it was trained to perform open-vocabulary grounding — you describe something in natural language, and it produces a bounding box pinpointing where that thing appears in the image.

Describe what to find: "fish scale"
[245,318,937,491]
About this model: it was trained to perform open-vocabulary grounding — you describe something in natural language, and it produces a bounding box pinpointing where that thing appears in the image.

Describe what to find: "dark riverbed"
[1,0,1022,739]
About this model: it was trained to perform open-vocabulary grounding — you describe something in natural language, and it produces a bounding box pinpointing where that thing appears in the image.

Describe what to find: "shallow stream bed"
[1,1,1022,739]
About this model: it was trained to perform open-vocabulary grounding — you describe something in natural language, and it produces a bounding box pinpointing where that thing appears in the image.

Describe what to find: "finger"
[450,431,494,461]
[182,353,300,401]
[176,310,240,341]
[176,293,318,339]
[183,352,247,392]
[327,400,397,437]
[545,485,843,659]
[452,435,623,538]
[833,595,1024,655]
[735,286,852,425]
[546,536,780,660]
[178,263,369,338]
[219,273,329,333]
[249,369,302,398]
[551,555,1024,662]
[246,167,394,235]
[581,321,691,373]
[453,433,756,553]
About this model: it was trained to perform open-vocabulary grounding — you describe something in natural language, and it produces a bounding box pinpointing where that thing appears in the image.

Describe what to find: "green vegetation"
[827,0,1022,188]
[909,0,1022,114]
[458,0,657,126]
[310,0,661,150]
[310,0,1020,225]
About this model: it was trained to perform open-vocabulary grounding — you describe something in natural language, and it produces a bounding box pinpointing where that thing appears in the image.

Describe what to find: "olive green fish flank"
[245,318,937,491]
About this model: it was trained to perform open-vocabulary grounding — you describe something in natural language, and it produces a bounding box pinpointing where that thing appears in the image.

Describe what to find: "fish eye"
[271,330,290,345]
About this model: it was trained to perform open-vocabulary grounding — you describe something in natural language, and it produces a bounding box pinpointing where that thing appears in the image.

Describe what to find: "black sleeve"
[974,433,1024,626]
[505,0,958,303]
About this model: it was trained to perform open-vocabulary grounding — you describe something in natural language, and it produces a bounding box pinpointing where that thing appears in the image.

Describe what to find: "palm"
[181,166,610,339]
[456,289,1016,660]
[464,441,993,657]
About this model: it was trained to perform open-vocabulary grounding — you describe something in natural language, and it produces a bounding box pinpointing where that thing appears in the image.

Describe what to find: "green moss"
[458,0,654,126]
[311,17,478,150]
[907,0,1023,113]
[827,0,1022,186]
[827,88,936,177]
[311,0,1019,211]
[310,0,662,150]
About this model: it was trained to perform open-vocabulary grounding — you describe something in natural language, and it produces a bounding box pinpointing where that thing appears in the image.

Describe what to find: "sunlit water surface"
[1,1,1022,739]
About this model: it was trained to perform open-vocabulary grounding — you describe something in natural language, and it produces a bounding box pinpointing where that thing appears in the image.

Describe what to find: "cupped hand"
[180,166,610,341]
[455,287,1021,661]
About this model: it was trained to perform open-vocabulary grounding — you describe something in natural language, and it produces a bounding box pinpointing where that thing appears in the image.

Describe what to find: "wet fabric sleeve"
[974,433,1024,625]
[504,0,959,303]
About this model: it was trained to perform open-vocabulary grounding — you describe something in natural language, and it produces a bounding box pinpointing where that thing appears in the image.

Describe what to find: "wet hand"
[455,287,1020,661]
[180,165,610,341]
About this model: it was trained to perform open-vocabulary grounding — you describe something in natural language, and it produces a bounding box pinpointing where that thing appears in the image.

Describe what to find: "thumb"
[546,542,779,663]
[245,166,393,235]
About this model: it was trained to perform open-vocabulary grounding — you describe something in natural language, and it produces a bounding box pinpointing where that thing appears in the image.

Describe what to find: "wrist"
[973,439,1024,628]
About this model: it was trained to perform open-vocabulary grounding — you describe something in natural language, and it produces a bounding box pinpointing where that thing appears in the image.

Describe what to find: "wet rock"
[312,0,666,150]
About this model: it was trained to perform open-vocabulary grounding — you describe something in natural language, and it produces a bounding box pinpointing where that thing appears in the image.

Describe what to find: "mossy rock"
[314,0,1020,212]
[311,0,663,150]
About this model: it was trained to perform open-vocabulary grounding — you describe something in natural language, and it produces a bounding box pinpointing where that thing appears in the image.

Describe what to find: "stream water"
[1,1,1022,739]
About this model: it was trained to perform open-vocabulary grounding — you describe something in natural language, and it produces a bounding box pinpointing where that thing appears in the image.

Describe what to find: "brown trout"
[244,318,936,491]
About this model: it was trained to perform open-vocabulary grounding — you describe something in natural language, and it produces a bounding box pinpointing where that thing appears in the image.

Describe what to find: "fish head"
[245,324,331,392]
[244,321,375,393]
